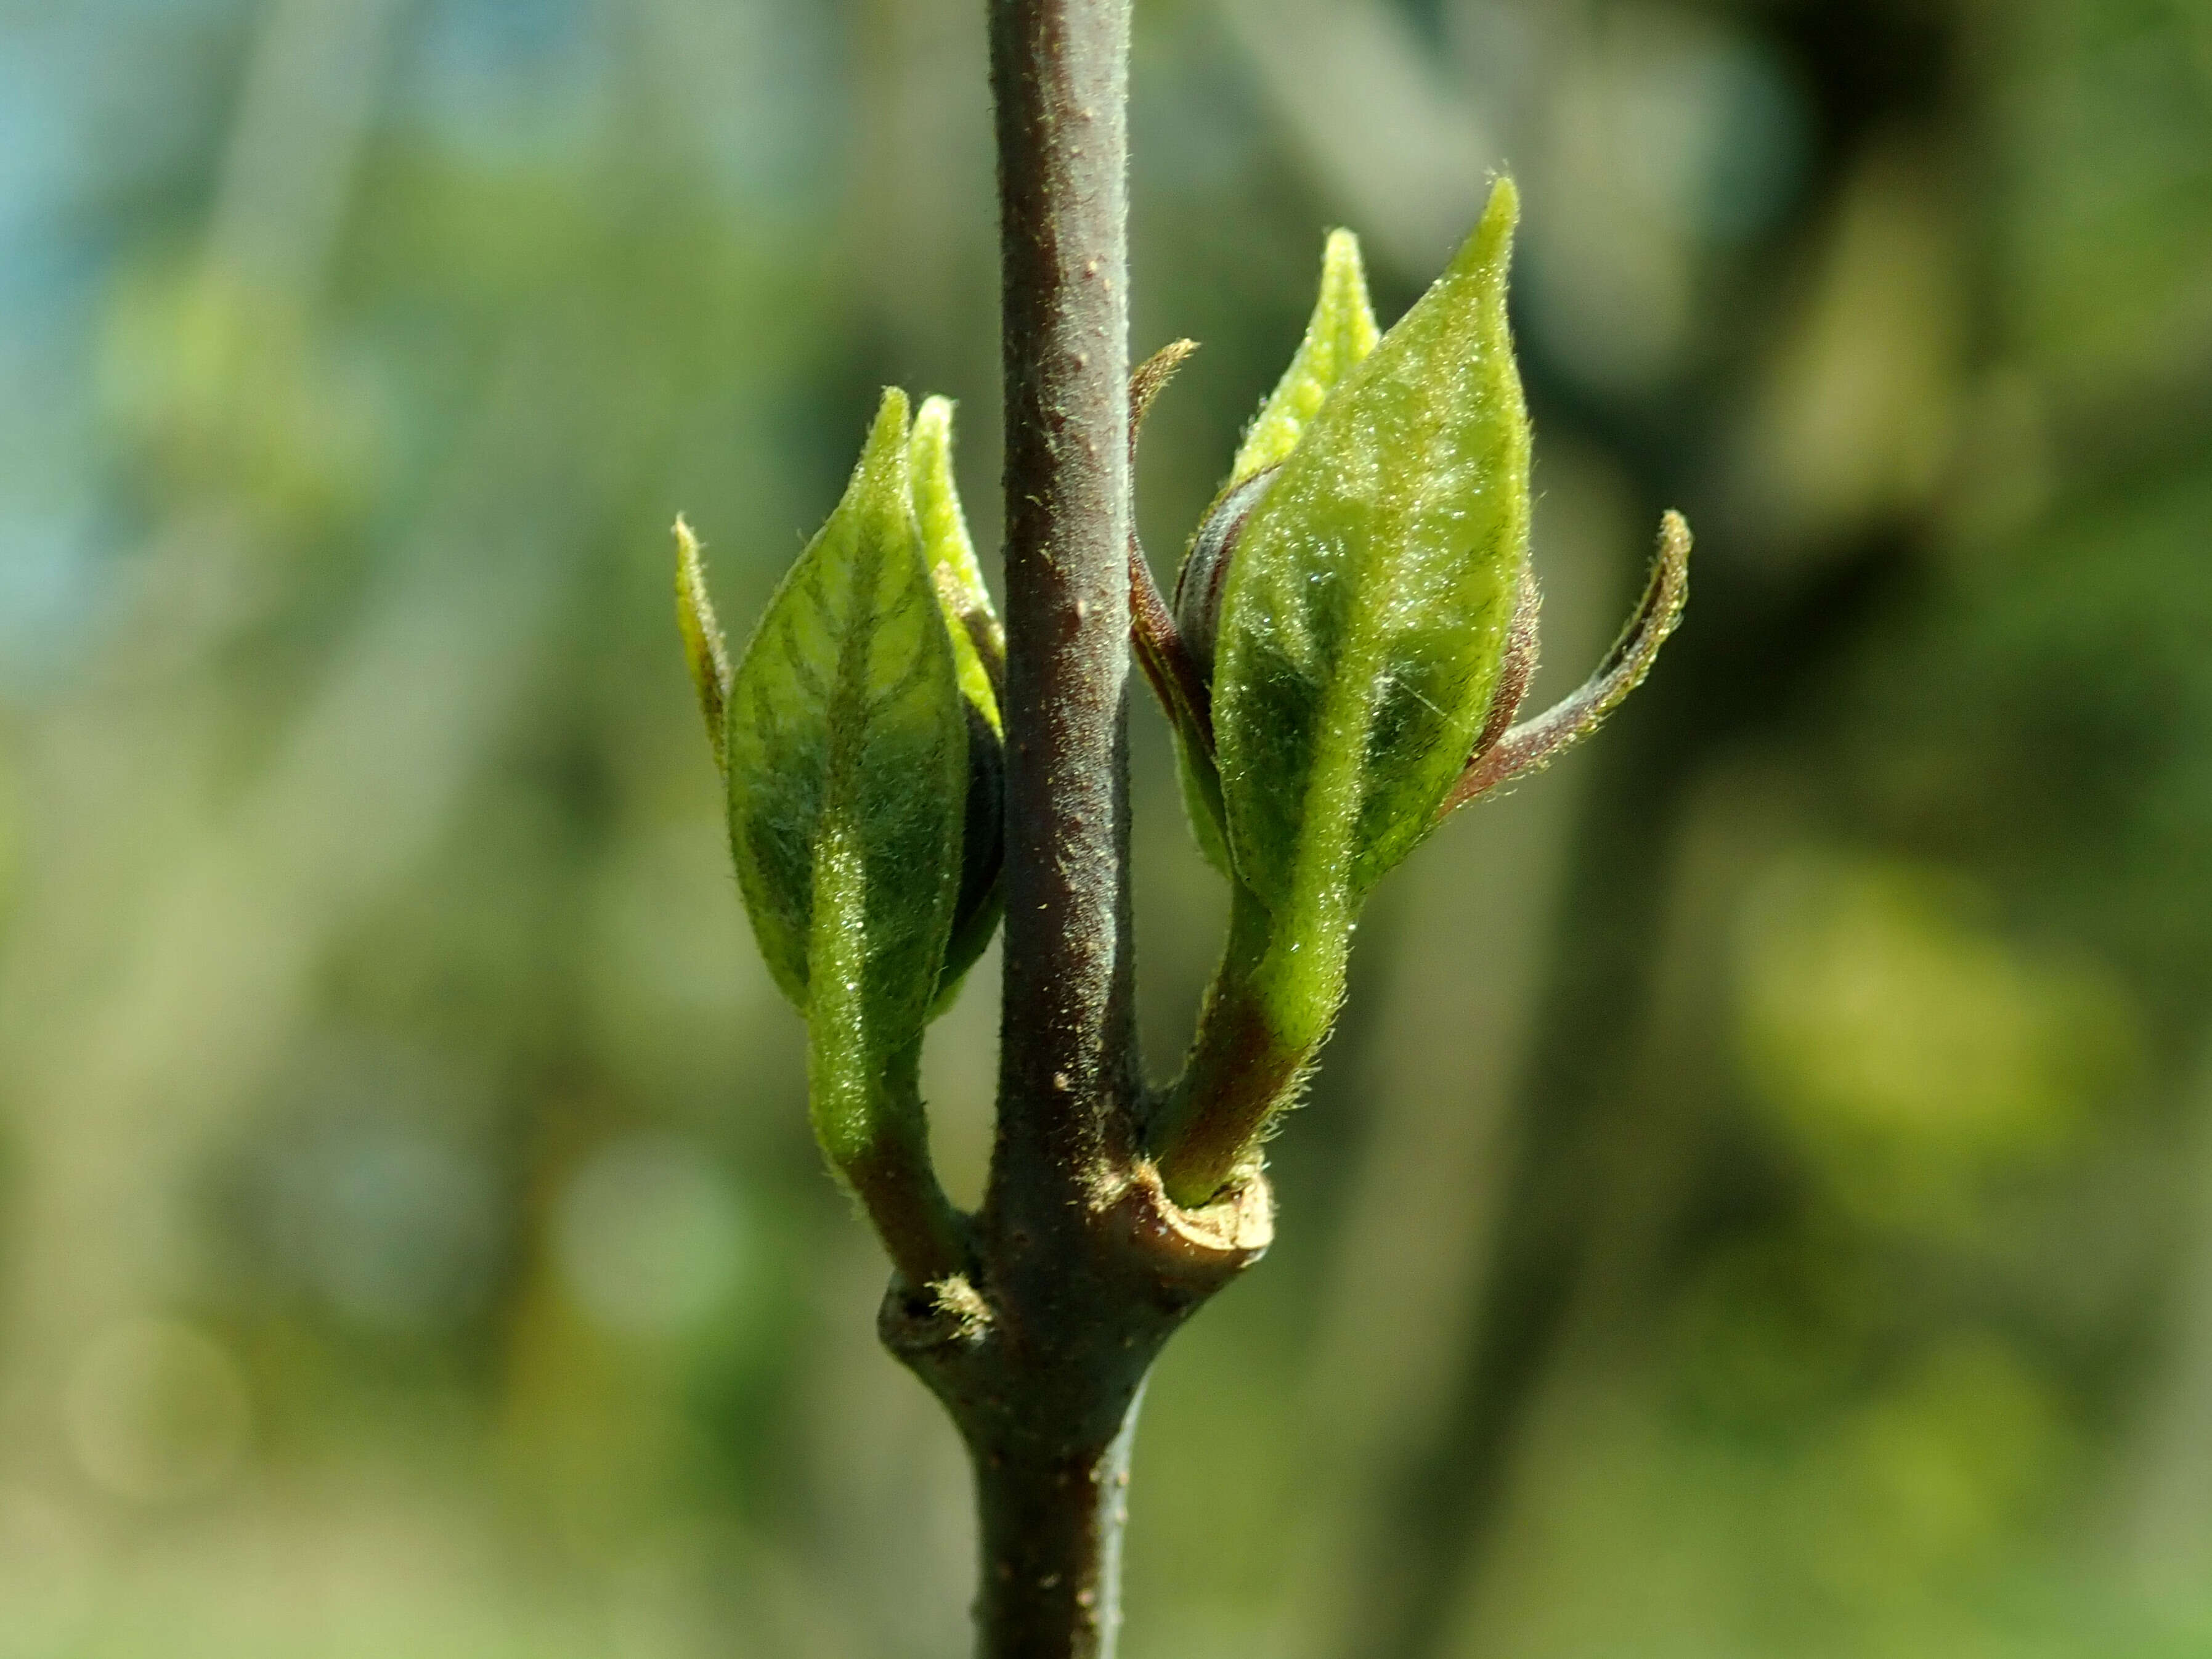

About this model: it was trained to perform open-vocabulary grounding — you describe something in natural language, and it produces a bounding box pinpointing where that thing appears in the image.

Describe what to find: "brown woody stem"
[988,0,1136,1164]
[875,6,1264,1658]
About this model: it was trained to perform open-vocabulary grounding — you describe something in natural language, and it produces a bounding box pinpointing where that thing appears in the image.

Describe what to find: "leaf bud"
[685,389,971,1186]
[1152,182,1692,1207]
[1153,180,1536,1203]
[1214,179,1531,926]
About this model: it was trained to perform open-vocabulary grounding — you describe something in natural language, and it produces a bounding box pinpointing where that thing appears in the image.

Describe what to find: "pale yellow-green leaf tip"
[1449,174,1519,283]
[1317,228,1379,350]
[818,386,917,552]
[674,514,729,770]
[913,393,954,450]
[1232,226,1383,486]
[909,394,986,601]
[861,385,914,486]
[908,393,1005,729]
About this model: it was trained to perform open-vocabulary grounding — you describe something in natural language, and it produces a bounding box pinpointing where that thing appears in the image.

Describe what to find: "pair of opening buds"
[678,177,1688,1226]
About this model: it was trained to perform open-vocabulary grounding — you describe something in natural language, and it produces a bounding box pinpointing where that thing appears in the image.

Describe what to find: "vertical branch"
[883,12,1258,1655]
[987,0,1137,1189]
[969,1388,1147,1657]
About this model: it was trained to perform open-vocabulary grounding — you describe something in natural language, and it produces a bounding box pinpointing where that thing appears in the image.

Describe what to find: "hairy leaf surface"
[1213,179,1531,1027]
[725,389,967,1164]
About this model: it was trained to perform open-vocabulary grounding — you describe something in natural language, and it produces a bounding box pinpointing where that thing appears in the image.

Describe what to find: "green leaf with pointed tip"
[908,395,1004,1005]
[725,388,968,1168]
[1230,228,1380,488]
[674,516,730,772]
[1213,177,1531,1033]
[911,396,1003,735]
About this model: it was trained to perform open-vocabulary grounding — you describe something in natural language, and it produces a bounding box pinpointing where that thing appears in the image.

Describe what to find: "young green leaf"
[909,395,1006,1001]
[911,396,1004,730]
[724,388,969,1170]
[1230,229,1380,487]
[674,516,730,773]
[1215,179,1530,931]
[1154,182,1534,1204]
[1164,229,1380,839]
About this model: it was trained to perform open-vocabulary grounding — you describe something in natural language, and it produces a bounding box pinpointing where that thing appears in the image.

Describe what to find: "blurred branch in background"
[2115,1039,2212,1589]
[0,0,421,1493]
[0,341,589,1491]
[207,0,412,298]
[1276,439,1632,1659]
[1214,0,1492,274]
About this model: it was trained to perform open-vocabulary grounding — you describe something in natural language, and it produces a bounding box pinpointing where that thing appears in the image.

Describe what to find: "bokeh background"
[1,0,2209,1653]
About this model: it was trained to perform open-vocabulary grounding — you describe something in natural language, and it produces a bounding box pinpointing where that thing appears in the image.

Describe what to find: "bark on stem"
[882,12,1269,1658]
[989,0,1136,1146]
[942,4,1145,1657]
[970,1391,1144,1655]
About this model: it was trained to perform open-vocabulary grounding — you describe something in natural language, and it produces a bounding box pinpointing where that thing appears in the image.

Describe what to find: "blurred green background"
[1,0,2208,1653]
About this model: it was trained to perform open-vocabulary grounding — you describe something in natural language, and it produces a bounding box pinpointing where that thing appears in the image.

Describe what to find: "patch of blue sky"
[0,500,104,692]
[0,255,104,691]
[393,0,616,169]
[0,20,116,688]
[392,0,839,212]
[658,0,842,213]
[0,26,95,282]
